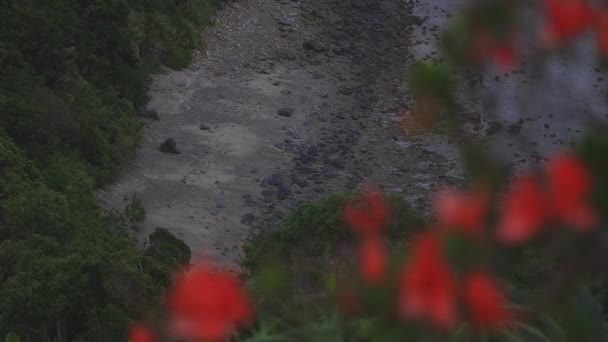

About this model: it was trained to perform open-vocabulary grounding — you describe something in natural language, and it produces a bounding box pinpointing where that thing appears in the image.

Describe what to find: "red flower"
[358,237,387,285]
[544,0,593,42]
[434,188,488,238]
[547,154,597,231]
[464,271,512,330]
[498,153,596,245]
[497,175,548,245]
[129,324,155,342]
[167,264,253,341]
[344,188,389,236]
[596,8,608,56]
[399,232,458,329]
[491,44,517,72]
[469,29,518,71]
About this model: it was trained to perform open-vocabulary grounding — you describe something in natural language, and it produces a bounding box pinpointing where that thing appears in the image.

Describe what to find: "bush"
[162,48,193,70]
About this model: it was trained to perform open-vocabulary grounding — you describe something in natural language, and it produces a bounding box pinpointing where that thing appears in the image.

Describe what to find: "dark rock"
[199,123,211,130]
[463,111,481,124]
[294,178,308,187]
[485,121,503,136]
[265,174,283,186]
[277,18,294,26]
[306,145,319,156]
[277,107,294,117]
[507,122,523,135]
[326,158,345,169]
[338,87,354,95]
[303,40,327,52]
[160,138,180,154]
[281,89,293,95]
[277,185,291,200]
[262,189,274,199]
[137,108,160,120]
[240,213,255,225]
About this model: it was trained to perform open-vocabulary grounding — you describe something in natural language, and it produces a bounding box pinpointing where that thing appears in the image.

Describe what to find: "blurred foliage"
[0,0,216,340]
[242,194,427,339]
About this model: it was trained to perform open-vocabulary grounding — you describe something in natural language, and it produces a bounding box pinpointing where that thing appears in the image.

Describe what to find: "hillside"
[0,1,217,340]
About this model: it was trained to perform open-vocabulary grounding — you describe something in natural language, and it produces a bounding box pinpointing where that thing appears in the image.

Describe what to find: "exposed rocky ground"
[99,0,468,270]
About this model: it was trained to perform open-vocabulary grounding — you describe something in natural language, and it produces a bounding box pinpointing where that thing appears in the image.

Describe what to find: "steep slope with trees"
[0,0,217,340]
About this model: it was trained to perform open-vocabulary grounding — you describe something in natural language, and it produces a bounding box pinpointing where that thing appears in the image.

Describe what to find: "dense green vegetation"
[0,0,218,340]
[242,194,428,338]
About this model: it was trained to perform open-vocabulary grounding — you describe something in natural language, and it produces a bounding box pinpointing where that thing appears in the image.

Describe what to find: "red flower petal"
[497,175,548,245]
[399,232,458,329]
[358,237,387,285]
[596,8,608,57]
[544,0,594,41]
[344,188,390,236]
[434,188,488,238]
[464,271,512,330]
[547,154,597,231]
[167,264,253,341]
[492,44,518,72]
[129,324,155,342]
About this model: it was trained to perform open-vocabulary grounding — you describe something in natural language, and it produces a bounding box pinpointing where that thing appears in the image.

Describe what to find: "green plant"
[125,193,146,225]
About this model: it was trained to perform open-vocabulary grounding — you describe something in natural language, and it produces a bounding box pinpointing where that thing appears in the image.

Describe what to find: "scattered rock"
[303,40,327,52]
[277,19,294,26]
[277,107,294,117]
[281,89,292,95]
[199,124,211,130]
[240,213,255,225]
[485,121,503,136]
[338,87,353,95]
[507,121,523,135]
[463,111,481,125]
[137,108,160,120]
[294,178,308,187]
[159,138,180,154]
[277,185,291,200]
[265,174,283,186]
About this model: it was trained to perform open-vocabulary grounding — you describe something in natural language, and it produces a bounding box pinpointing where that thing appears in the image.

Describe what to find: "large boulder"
[159,138,180,154]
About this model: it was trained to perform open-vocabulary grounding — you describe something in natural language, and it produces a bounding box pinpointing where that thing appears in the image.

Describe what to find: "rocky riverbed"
[99,0,607,270]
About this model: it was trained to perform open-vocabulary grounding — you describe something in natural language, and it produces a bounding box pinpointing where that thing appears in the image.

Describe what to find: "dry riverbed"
[100,0,605,270]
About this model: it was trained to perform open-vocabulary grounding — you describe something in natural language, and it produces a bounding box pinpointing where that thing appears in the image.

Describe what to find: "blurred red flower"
[344,188,390,237]
[399,232,457,329]
[464,271,512,330]
[497,175,548,245]
[358,237,387,285]
[491,44,517,72]
[498,154,596,244]
[434,187,488,238]
[544,0,593,42]
[167,264,253,341]
[129,324,155,342]
[547,154,597,231]
[469,29,518,71]
[596,8,608,56]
